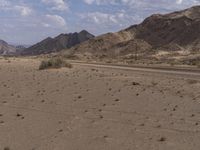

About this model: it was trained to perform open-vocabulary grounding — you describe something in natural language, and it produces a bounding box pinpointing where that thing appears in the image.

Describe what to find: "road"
[71,62,200,77]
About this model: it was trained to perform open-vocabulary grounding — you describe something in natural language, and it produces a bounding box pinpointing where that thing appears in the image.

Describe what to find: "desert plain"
[0,57,200,150]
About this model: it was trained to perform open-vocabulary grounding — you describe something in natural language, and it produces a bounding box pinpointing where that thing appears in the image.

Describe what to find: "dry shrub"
[187,79,198,85]
[39,57,72,70]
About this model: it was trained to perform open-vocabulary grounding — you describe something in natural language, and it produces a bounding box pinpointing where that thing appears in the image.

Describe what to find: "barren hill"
[132,5,200,49]
[0,40,17,55]
[22,30,94,55]
[64,6,200,63]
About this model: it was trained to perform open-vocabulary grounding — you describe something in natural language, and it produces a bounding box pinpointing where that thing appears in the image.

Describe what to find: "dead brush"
[39,57,72,70]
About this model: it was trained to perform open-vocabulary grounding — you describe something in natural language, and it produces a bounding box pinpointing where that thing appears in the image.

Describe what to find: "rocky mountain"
[22,30,95,55]
[0,40,16,55]
[130,5,200,49]
[64,6,200,62]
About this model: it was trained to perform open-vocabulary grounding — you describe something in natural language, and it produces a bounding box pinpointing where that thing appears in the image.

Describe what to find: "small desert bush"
[183,57,200,66]
[170,62,176,67]
[187,79,198,84]
[39,57,72,70]
[196,61,200,68]
[4,147,10,150]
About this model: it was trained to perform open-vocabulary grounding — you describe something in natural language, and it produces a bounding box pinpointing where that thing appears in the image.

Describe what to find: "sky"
[0,0,199,45]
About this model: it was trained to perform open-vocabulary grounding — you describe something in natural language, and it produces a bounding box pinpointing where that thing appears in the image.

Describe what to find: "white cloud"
[0,0,10,7]
[176,0,183,4]
[83,0,200,9]
[80,12,116,24]
[14,6,32,16]
[42,23,51,28]
[45,14,67,28]
[42,0,69,11]
[0,0,32,16]
[83,0,95,4]
[79,10,142,34]
[83,0,119,5]
[80,11,142,24]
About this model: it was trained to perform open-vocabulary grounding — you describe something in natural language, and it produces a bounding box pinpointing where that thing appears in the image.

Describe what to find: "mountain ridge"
[62,5,200,62]
[0,39,17,55]
[21,30,95,55]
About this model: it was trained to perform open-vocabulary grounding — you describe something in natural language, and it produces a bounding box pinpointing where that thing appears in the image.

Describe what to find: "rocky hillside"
[131,5,200,49]
[0,40,17,55]
[64,6,200,62]
[22,30,94,55]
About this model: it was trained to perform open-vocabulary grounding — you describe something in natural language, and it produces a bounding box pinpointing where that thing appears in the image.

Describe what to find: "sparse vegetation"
[187,79,198,84]
[196,61,200,68]
[4,147,10,150]
[182,57,200,67]
[170,62,175,67]
[39,57,72,70]
[63,53,78,60]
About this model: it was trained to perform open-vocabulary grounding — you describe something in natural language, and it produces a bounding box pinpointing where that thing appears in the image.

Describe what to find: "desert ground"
[0,57,200,150]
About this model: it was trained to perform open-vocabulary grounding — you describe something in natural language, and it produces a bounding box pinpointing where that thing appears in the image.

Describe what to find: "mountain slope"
[22,30,94,55]
[64,6,200,61]
[132,5,200,48]
[0,40,16,55]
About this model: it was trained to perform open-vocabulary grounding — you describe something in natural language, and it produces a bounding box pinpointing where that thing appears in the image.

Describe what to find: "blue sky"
[0,0,199,45]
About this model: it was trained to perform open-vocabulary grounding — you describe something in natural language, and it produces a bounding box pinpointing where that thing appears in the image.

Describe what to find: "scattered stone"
[158,137,166,142]
[140,123,145,126]
[115,99,120,102]
[132,82,140,86]
[99,115,103,119]
[98,109,102,112]
[156,125,162,128]
[16,113,22,117]
[103,135,108,138]
[4,147,10,150]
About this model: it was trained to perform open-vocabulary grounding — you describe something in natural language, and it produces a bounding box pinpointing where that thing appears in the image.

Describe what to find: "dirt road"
[71,62,200,77]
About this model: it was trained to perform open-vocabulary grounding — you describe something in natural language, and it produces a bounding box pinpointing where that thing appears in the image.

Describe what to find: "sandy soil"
[0,58,200,150]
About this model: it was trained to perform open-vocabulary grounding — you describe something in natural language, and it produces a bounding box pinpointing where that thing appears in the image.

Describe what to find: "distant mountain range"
[0,40,23,55]
[1,5,200,64]
[64,5,200,61]
[0,39,29,55]
[21,30,95,55]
